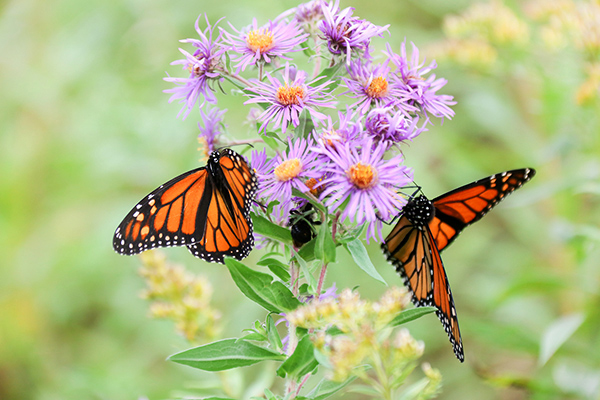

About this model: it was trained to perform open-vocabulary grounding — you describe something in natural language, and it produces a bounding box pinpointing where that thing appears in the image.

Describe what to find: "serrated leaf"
[344,239,386,285]
[388,307,436,327]
[168,338,284,371]
[306,376,357,400]
[225,258,301,313]
[539,313,584,366]
[315,222,336,264]
[277,335,319,380]
[251,212,292,245]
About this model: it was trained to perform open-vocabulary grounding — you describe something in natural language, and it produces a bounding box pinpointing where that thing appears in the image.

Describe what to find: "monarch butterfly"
[381,168,536,362]
[113,148,257,264]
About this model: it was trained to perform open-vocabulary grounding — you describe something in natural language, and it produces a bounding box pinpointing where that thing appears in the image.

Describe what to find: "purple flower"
[164,15,226,119]
[197,107,227,158]
[318,137,413,242]
[385,42,456,122]
[221,18,309,72]
[343,59,408,116]
[365,107,427,146]
[256,137,321,217]
[312,109,362,153]
[318,0,389,63]
[245,63,336,134]
[292,0,328,34]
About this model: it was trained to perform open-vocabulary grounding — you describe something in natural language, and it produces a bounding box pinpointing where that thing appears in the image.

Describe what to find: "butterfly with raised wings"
[381,168,536,362]
[113,148,257,264]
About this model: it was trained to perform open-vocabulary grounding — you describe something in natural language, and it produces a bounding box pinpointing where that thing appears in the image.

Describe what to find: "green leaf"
[388,307,437,327]
[251,212,292,245]
[240,332,268,342]
[315,63,344,87]
[168,338,284,371]
[257,257,291,281]
[298,237,316,262]
[294,109,315,139]
[315,222,336,264]
[276,335,319,380]
[539,313,584,366]
[225,258,301,313]
[295,253,318,293]
[266,314,283,353]
[291,188,327,214]
[306,376,357,400]
[262,134,279,151]
[344,239,386,285]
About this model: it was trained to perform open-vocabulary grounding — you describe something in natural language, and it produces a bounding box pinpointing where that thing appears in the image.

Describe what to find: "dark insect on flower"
[289,203,321,248]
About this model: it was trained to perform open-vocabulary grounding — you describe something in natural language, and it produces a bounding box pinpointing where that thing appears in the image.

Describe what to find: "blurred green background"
[2,0,600,399]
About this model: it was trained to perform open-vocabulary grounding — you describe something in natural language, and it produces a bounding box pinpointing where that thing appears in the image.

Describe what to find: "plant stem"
[316,262,328,298]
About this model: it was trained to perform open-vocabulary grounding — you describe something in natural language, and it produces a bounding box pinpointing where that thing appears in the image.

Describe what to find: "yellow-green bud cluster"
[138,250,221,343]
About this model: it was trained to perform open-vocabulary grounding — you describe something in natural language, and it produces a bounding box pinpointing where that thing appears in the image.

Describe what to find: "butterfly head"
[404,195,435,227]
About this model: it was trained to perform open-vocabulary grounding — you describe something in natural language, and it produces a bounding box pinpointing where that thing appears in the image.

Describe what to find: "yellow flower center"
[247,29,274,53]
[275,158,302,181]
[276,85,305,106]
[366,76,388,99]
[347,162,376,189]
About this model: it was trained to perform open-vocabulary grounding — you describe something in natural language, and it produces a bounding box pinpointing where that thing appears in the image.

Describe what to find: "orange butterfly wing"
[382,214,464,362]
[187,151,257,262]
[113,149,257,263]
[430,168,536,252]
[382,168,536,361]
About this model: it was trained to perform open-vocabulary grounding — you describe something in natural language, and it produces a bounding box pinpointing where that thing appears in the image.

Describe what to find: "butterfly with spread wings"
[113,148,257,264]
[381,168,536,362]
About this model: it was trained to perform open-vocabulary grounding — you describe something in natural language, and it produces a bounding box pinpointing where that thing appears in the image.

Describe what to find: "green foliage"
[4,0,600,399]
[168,338,285,371]
[225,258,301,313]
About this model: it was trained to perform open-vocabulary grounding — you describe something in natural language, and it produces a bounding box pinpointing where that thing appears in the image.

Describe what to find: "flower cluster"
[138,250,221,343]
[286,287,440,396]
[163,3,455,242]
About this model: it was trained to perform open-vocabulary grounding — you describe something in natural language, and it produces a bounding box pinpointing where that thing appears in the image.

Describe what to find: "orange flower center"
[366,76,388,99]
[276,85,305,106]
[275,158,302,181]
[305,177,324,196]
[347,162,376,189]
[247,29,274,53]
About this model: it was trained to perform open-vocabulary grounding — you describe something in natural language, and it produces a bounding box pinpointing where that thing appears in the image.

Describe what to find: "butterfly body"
[382,168,536,362]
[113,148,257,264]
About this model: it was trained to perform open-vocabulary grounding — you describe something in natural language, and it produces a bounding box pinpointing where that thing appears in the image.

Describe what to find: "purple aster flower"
[365,107,427,147]
[257,137,321,217]
[292,0,328,35]
[318,0,389,63]
[164,15,226,119]
[342,59,411,116]
[318,137,413,242]
[221,18,309,72]
[385,42,456,122]
[250,148,276,197]
[245,63,336,134]
[197,107,227,158]
[312,109,362,155]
